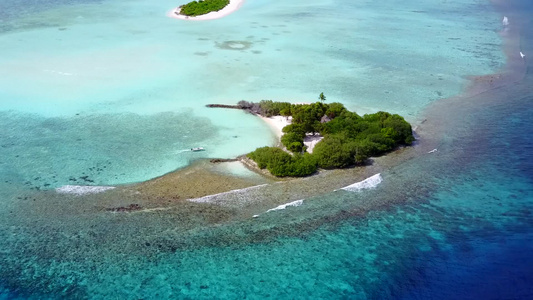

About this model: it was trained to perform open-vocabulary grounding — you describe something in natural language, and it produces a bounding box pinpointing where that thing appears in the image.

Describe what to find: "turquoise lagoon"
[0,0,532,298]
[0,0,504,185]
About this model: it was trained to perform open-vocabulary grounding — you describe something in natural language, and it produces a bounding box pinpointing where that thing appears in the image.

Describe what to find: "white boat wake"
[175,149,192,154]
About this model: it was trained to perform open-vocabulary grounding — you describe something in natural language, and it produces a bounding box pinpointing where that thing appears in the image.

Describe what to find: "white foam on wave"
[428,148,438,153]
[266,199,304,212]
[340,173,382,192]
[253,199,304,218]
[56,185,116,196]
[188,184,268,203]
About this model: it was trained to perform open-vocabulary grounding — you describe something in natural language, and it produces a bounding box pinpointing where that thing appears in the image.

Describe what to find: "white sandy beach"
[167,0,244,21]
[259,116,291,140]
[303,135,323,153]
[259,115,323,153]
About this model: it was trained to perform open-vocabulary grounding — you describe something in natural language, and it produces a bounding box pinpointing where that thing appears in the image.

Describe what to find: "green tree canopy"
[246,100,415,177]
[313,135,354,169]
[319,92,326,103]
[180,0,230,16]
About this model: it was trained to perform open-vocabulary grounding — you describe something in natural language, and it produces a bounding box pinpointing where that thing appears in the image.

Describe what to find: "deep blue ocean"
[0,0,532,299]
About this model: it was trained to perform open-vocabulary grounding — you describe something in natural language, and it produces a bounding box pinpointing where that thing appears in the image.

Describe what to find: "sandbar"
[167,0,245,21]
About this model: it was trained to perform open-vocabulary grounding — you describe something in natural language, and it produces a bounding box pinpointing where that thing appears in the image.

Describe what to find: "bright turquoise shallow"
[1,0,532,298]
[0,0,504,186]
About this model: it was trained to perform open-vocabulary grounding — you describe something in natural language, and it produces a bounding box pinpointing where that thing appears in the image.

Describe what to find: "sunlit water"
[1,0,532,298]
[0,0,504,186]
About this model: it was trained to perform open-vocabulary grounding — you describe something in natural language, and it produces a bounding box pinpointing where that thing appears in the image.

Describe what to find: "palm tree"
[319,92,326,104]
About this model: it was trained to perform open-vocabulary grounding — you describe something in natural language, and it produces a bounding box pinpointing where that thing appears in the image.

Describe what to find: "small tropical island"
[168,0,243,21]
[208,94,415,177]
[178,0,229,16]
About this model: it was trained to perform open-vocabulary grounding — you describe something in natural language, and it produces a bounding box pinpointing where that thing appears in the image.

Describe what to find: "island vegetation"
[239,95,415,177]
[179,0,230,16]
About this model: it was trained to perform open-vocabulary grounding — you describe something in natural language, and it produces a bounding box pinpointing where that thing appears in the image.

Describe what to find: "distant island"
[208,94,415,177]
[168,0,243,21]
[178,0,230,17]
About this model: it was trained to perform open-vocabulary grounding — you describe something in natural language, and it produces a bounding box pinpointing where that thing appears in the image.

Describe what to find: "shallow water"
[1,0,532,298]
[0,0,505,186]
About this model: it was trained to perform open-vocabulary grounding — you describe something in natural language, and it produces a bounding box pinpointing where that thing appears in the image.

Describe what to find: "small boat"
[191,147,205,152]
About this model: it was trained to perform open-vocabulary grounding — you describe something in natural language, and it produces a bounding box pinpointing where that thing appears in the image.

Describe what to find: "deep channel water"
[1,0,532,299]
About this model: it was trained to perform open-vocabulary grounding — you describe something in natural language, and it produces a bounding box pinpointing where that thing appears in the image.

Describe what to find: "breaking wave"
[340,173,382,192]
[253,199,304,217]
[55,185,116,196]
[188,184,268,204]
[266,199,304,212]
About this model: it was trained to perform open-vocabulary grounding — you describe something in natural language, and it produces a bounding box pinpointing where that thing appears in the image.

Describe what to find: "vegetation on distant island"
[241,94,415,177]
[180,0,230,16]
[247,148,318,177]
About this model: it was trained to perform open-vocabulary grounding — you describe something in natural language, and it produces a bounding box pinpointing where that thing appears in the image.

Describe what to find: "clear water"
[1,0,532,298]
[0,0,504,186]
